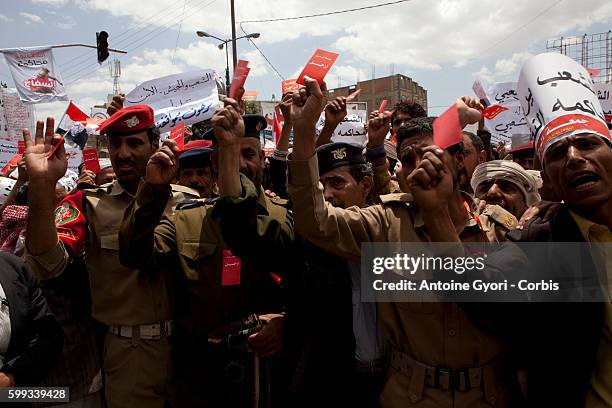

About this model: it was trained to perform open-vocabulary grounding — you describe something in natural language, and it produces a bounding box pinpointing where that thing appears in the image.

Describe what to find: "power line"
[61,0,214,78]
[239,23,284,81]
[172,0,189,65]
[239,0,413,23]
[480,0,565,54]
[64,0,219,85]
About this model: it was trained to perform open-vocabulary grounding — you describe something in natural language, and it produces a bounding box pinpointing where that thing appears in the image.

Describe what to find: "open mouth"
[570,171,600,191]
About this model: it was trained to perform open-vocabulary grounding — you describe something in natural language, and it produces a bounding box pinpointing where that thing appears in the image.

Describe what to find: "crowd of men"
[0,51,610,408]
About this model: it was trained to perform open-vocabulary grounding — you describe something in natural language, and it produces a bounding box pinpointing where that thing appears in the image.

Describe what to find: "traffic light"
[96,31,109,64]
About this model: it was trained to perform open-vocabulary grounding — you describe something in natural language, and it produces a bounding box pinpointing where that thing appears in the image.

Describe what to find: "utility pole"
[230,0,238,71]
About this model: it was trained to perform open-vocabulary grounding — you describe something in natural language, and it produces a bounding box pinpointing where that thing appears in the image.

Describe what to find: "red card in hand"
[345,89,361,101]
[1,154,22,176]
[82,148,101,174]
[221,249,241,286]
[18,141,25,154]
[482,104,508,120]
[47,136,64,159]
[229,60,250,100]
[170,123,185,151]
[296,49,339,85]
[281,79,300,94]
[378,99,389,113]
[587,67,601,77]
[433,104,463,149]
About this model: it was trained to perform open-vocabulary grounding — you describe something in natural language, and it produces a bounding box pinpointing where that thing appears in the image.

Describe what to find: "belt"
[353,359,386,373]
[389,349,483,391]
[108,320,174,340]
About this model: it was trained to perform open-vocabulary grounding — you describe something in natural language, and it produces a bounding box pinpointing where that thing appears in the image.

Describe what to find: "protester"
[460,131,487,193]
[177,139,216,198]
[23,110,198,408]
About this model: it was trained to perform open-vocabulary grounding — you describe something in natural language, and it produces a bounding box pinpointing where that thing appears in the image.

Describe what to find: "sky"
[1,0,611,122]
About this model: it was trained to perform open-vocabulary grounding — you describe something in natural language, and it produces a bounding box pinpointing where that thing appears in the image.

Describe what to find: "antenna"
[109,58,121,95]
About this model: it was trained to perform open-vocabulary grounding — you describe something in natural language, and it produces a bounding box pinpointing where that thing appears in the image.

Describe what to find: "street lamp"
[196,31,260,91]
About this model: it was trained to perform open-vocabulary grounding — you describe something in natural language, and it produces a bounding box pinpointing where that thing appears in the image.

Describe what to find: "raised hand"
[211,98,245,147]
[366,110,390,148]
[107,93,125,116]
[406,145,453,210]
[145,139,179,187]
[279,92,293,125]
[456,96,484,128]
[76,169,96,186]
[324,96,347,128]
[291,77,327,160]
[23,117,68,186]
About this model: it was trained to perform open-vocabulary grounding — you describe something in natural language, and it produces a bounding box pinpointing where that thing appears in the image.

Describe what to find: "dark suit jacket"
[506,203,603,407]
[0,252,63,386]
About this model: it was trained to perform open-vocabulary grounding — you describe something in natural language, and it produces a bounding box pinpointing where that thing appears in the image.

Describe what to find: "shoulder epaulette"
[175,197,217,210]
[171,184,200,197]
[482,204,518,230]
[379,192,413,206]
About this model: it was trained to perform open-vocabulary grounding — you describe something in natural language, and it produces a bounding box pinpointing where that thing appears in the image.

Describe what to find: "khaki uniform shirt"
[26,180,197,326]
[119,179,289,334]
[287,155,511,369]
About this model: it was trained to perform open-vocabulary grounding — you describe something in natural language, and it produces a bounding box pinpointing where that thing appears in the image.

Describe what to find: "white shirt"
[0,281,11,366]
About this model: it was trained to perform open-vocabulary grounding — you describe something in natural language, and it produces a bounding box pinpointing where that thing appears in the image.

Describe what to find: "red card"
[482,104,508,120]
[47,136,64,159]
[221,249,241,286]
[1,154,22,176]
[281,79,300,94]
[242,91,259,101]
[18,141,25,154]
[345,89,361,101]
[170,123,185,151]
[378,99,389,113]
[587,67,601,77]
[433,104,463,149]
[296,49,339,85]
[229,60,250,100]
[82,148,101,174]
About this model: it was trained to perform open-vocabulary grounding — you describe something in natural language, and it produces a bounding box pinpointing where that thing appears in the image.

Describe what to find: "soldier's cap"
[316,142,366,176]
[99,105,155,136]
[243,115,267,139]
[178,148,214,170]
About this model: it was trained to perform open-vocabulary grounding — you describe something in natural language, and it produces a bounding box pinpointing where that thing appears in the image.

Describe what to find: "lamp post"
[196,31,260,92]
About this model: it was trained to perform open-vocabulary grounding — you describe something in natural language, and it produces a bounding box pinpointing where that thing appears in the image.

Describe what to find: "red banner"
[296,49,339,85]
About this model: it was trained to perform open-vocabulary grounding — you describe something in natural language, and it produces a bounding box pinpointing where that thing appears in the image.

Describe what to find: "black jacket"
[0,252,64,386]
[505,203,603,407]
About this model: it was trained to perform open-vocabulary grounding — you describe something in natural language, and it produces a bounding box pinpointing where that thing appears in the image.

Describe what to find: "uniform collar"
[109,180,135,198]
[570,211,611,243]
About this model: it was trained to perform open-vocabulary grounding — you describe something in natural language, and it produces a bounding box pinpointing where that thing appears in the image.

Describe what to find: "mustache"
[114,159,137,167]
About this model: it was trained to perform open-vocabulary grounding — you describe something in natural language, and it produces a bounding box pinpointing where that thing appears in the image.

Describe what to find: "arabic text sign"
[0,88,33,143]
[282,79,300,94]
[316,110,368,146]
[487,82,521,107]
[517,53,609,158]
[3,47,68,104]
[297,49,339,85]
[595,83,612,123]
[485,105,529,144]
[472,80,489,105]
[125,70,221,133]
[0,141,18,171]
[260,102,277,141]
[230,60,250,99]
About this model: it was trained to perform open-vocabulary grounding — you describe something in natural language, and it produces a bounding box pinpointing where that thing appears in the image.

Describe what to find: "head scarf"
[471,160,542,206]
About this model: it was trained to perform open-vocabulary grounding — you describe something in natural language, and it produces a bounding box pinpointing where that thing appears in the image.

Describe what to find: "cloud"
[20,12,43,24]
[56,16,76,29]
[473,51,534,84]
[31,0,69,6]
[0,14,13,23]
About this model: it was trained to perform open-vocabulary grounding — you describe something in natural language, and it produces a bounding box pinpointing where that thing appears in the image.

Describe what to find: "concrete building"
[328,74,428,113]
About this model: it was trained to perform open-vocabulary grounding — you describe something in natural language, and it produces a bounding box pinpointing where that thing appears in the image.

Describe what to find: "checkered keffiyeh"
[0,205,28,253]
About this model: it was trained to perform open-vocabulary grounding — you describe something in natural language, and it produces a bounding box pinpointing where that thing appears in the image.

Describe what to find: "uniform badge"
[503,213,516,229]
[331,148,347,160]
[54,203,80,226]
[125,115,140,128]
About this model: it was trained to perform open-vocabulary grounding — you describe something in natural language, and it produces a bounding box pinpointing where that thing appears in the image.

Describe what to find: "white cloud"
[31,0,69,6]
[0,14,13,22]
[55,16,76,29]
[473,51,534,84]
[20,12,43,24]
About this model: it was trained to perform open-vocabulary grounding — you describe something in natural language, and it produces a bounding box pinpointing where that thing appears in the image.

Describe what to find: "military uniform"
[26,180,197,408]
[119,177,289,407]
[287,154,518,408]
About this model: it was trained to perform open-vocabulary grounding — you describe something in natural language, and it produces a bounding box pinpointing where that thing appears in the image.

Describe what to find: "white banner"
[487,82,521,107]
[316,110,368,147]
[90,106,110,122]
[518,53,609,158]
[594,83,612,123]
[0,88,34,142]
[0,140,18,170]
[125,70,221,133]
[3,47,68,104]
[485,105,530,144]
[65,145,83,173]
